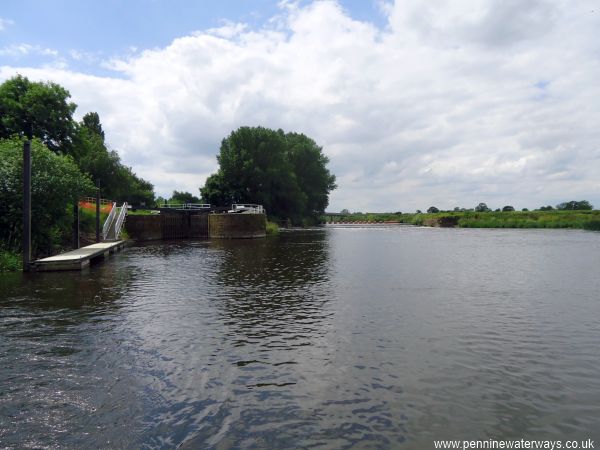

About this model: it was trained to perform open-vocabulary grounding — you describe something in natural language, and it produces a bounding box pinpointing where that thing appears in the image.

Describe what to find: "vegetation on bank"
[326,209,600,230]
[0,250,21,272]
[0,75,155,268]
[266,221,280,235]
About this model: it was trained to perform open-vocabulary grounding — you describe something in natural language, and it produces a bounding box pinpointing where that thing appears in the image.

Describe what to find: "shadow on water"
[176,231,342,449]
[210,230,333,332]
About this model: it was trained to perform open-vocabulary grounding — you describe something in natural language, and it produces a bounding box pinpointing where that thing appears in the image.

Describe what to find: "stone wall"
[208,214,266,238]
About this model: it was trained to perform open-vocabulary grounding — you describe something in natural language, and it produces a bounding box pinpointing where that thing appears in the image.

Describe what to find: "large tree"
[0,75,76,154]
[201,127,336,223]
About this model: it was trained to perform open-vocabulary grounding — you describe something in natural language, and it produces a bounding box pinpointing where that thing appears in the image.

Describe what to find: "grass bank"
[326,210,600,230]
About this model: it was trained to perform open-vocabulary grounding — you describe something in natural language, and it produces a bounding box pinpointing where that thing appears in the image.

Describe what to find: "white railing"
[229,204,264,214]
[160,203,211,210]
[113,202,128,239]
[102,202,117,240]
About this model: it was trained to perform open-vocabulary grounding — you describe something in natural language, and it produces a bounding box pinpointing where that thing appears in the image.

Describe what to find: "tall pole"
[73,200,80,249]
[23,140,32,272]
[95,183,101,243]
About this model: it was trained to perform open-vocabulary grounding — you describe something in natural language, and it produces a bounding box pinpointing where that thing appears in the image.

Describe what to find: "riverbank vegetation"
[200,126,336,225]
[266,221,280,235]
[0,75,155,268]
[327,204,600,231]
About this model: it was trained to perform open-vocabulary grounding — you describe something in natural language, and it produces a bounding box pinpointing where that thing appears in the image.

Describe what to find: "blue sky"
[1,0,385,73]
[1,1,600,211]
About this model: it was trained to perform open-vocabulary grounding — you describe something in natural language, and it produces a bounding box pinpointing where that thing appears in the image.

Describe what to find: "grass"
[79,207,109,234]
[127,209,157,216]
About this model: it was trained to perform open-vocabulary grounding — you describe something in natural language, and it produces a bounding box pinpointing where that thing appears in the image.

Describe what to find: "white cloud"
[1,0,600,211]
[0,43,58,57]
[0,17,14,31]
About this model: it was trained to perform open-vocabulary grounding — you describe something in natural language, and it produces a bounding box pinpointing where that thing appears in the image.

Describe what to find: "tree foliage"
[502,205,515,212]
[427,206,439,213]
[170,190,200,204]
[0,75,76,153]
[556,200,593,210]
[0,138,94,254]
[73,111,154,206]
[201,127,336,223]
[0,76,155,207]
[475,202,491,212]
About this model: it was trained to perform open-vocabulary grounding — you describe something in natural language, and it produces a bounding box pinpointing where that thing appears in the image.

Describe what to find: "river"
[1,226,599,449]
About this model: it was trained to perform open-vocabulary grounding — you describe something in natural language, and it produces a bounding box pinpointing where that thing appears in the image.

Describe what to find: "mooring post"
[22,140,32,272]
[73,200,80,249]
[96,183,101,243]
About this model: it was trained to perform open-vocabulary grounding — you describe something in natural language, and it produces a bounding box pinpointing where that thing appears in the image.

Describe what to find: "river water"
[1,226,599,449]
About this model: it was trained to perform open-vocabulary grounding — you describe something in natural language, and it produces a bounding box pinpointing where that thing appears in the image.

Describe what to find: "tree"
[427,206,439,213]
[539,205,554,211]
[556,200,593,210]
[340,209,350,215]
[74,113,154,206]
[201,126,336,223]
[286,132,336,218]
[502,205,515,212]
[170,190,200,204]
[0,75,76,154]
[0,137,94,254]
[475,202,491,212]
[81,112,105,142]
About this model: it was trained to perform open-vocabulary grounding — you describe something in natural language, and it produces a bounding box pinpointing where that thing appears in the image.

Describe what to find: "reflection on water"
[1,227,600,448]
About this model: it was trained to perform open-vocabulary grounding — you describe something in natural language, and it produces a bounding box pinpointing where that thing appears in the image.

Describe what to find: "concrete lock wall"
[208,214,266,239]
[126,213,266,241]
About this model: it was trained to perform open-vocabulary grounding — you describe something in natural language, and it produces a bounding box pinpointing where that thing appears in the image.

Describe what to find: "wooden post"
[22,140,32,272]
[73,200,80,249]
[96,184,101,243]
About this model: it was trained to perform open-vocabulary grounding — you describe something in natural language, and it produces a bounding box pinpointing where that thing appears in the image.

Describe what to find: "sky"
[1,0,599,212]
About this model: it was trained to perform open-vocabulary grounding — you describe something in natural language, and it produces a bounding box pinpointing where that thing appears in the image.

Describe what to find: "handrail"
[230,204,264,214]
[82,196,112,206]
[113,202,128,239]
[160,203,211,210]
[102,202,118,240]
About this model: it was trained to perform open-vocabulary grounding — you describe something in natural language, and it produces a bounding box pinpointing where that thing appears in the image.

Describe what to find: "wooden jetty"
[31,240,126,272]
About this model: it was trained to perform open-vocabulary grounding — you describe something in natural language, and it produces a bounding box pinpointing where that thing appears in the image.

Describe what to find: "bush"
[0,249,21,272]
[266,221,279,235]
[583,220,600,231]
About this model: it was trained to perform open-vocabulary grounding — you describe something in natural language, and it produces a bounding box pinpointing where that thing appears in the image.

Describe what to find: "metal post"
[22,140,32,272]
[73,200,80,249]
[96,184,101,243]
